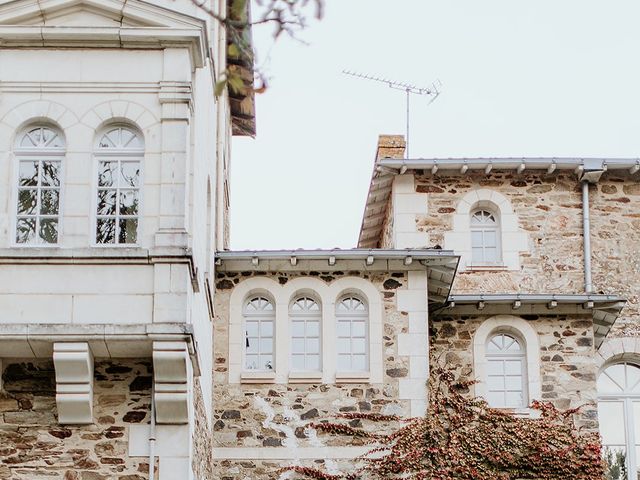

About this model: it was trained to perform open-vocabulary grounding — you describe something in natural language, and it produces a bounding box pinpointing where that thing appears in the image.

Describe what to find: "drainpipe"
[582,180,593,294]
[149,381,156,480]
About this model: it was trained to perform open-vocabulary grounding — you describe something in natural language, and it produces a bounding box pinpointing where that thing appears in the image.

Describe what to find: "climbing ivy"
[281,365,605,480]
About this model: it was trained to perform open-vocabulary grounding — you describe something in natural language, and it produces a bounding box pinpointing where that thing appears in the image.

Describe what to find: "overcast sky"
[230,0,640,251]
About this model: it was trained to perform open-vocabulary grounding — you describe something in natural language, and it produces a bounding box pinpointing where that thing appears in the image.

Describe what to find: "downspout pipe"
[582,180,593,294]
[149,380,156,479]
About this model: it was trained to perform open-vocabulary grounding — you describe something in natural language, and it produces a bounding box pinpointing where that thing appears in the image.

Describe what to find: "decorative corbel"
[153,341,191,424]
[53,342,94,425]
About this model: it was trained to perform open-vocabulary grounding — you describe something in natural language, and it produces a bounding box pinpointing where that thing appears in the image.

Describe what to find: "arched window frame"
[470,207,502,266]
[242,295,276,373]
[485,332,527,408]
[598,360,640,479]
[444,189,528,271]
[335,294,369,374]
[473,315,541,414]
[289,294,322,373]
[13,124,66,246]
[93,124,144,246]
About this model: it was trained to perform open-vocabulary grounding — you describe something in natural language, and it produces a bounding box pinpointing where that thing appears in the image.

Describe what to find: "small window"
[15,126,65,245]
[95,126,143,245]
[243,297,275,371]
[485,333,527,408]
[290,297,321,372]
[471,209,501,264]
[598,362,640,479]
[336,296,369,372]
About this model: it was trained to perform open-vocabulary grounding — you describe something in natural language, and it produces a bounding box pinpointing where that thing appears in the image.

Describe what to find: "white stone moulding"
[53,342,94,425]
[153,341,191,424]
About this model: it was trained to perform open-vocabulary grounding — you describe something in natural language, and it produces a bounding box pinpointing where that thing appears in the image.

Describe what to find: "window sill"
[288,372,323,384]
[335,372,370,384]
[240,371,276,384]
[466,264,508,272]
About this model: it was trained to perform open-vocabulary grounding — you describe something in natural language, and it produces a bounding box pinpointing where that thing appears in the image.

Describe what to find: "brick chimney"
[376,134,406,161]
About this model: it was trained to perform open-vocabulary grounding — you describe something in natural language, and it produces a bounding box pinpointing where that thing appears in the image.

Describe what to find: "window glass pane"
[98,162,117,187]
[484,247,497,263]
[19,161,38,186]
[598,401,627,445]
[505,360,522,375]
[487,391,504,408]
[352,355,367,372]
[97,190,116,216]
[472,247,484,263]
[118,219,138,244]
[245,337,258,354]
[505,391,523,408]
[487,376,504,391]
[245,354,258,370]
[245,322,258,337]
[259,338,273,354]
[628,364,640,393]
[291,321,305,337]
[17,190,37,215]
[260,321,273,337]
[607,365,627,391]
[483,230,497,247]
[471,231,484,248]
[96,218,116,244]
[337,338,350,354]
[39,219,58,244]
[306,338,320,354]
[292,338,305,354]
[306,355,320,371]
[352,322,366,338]
[15,218,36,243]
[337,354,351,371]
[306,321,320,337]
[119,190,139,216]
[40,189,59,215]
[291,354,305,371]
[352,338,366,354]
[260,355,273,370]
[41,161,60,187]
[487,360,504,375]
[120,162,140,188]
[634,401,640,444]
[505,376,523,391]
[336,322,351,337]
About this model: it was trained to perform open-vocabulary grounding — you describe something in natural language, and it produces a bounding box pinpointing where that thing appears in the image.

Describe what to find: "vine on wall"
[281,365,605,480]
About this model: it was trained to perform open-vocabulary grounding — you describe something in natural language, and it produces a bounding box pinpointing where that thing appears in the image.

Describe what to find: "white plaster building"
[0,0,255,478]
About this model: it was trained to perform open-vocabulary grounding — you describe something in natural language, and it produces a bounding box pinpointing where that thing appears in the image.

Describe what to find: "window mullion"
[626,397,638,480]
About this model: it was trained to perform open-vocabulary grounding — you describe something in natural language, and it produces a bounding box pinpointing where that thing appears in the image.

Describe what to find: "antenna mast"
[343,70,442,159]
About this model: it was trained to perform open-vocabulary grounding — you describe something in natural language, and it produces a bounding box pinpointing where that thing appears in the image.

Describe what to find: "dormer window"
[15,126,65,245]
[470,209,501,265]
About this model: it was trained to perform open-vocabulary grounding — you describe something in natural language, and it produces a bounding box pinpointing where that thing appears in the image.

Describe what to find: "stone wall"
[212,271,414,479]
[411,170,640,334]
[0,359,152,480]
[430,314,599,430]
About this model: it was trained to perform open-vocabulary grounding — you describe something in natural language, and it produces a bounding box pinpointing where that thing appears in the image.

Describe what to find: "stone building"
[212,135,639,479]
[0,3,637,480]
[0,0,254,478]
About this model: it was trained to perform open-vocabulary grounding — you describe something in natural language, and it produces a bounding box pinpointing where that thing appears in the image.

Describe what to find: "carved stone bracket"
[153,341,191,424]
[53,342,94,425]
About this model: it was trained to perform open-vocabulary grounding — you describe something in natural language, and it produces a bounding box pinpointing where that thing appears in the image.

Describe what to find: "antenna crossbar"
[343,70,442,159]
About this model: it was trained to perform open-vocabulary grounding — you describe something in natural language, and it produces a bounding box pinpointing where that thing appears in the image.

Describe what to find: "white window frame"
[335,295,369,375]
[473,315,541,415]
[227,277,384,385]
[12,125,66,247]
[92,125,144,247]
[598,361,640,480]
[242,296,276,374]
[289,296,322,374]
[485,333,528,408]
[470,208,502,266]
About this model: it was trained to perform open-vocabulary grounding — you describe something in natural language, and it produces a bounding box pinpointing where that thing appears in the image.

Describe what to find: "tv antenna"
[343,70,442,158]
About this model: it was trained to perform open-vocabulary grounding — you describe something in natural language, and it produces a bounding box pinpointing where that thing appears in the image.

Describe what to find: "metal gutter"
[216,248,457,261]
[447,293,624,303]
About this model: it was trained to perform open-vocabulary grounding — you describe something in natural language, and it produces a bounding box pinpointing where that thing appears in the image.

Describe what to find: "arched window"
[243,296,275,371]
[336,296,368,372]
[485,333,527,408]
[598,362,640,479]
[15,125,65,245]
[470,208,501,265]
[290,296,321,372]
[95,126,143,245]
